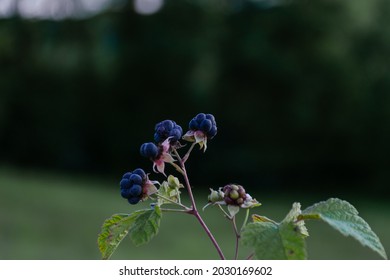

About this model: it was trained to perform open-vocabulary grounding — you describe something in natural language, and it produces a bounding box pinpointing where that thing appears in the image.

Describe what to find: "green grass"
[0,167,389,259]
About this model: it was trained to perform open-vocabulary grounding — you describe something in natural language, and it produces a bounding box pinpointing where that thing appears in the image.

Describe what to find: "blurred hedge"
[1,0,390,194]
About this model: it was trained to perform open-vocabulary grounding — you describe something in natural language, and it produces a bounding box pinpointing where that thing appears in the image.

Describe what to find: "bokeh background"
[0,0,389,259]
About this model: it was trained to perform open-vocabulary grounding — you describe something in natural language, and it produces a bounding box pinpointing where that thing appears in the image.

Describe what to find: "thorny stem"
[172,148,226,260]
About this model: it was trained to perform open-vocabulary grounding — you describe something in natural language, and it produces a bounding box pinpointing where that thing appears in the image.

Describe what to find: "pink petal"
[156,161,166,176]
[161,138,171,153]
[161,152,175,163]
[143,181,158,196]
[194,130,206,143]
[153,158,167,176]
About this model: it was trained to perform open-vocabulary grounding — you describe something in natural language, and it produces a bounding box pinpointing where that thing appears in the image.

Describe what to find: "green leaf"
[98,213,137,260]
[301,198,388,259]
[128,206,162,246]
[283,202,309,238]
[157,180,182,206]
[252,214,277,224]
[241,203,307,259]
[97,206,162,259]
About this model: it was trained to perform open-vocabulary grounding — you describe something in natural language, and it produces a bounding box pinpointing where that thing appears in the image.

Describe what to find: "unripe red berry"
[223,184,247,206]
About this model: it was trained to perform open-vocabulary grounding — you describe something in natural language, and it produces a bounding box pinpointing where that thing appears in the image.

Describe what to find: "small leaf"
[97,206,162,259]
[283,202,309,237]
[129,206,162,246]
[228,205,240,217]
[97,213,137,260]
[282,202,302,223]
[301,198,388,259]
[157,181,182,206]
[241,203,307,259]
[252,214,277,224]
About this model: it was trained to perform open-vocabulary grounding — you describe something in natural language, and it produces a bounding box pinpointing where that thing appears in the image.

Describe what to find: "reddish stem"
[173,149,225,260]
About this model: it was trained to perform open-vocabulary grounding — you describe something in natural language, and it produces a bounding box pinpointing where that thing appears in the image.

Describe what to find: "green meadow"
[1,167,388,260]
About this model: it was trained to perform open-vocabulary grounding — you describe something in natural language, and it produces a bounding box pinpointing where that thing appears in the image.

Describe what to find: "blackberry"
[129,174,142,185]
[223,184,247,206]
[154,120,183,143]
[200,119,212,132]
[129,184,142,197]
[122,172,132,179]
[128,196,141,205]
[132,168,146,180]
[188,113,217,138]
[120,168,147,205]
[120,178,131,189]
[140,142,159,159]
[120,188,132,199]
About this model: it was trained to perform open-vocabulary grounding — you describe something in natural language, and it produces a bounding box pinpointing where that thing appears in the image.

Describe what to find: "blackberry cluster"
[154,120,183,144]
[223,184,247,206]
[120,168,147,205]
[140,142,159,159]
[189,113,217,138]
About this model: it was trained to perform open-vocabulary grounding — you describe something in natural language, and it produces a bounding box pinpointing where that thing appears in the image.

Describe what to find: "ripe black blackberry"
[120,168,148,205]
[154,120,183,144]
[140,142,159,159]
[188,113,217,138]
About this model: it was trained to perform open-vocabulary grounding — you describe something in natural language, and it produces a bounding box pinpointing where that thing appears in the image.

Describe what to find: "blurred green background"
[0,0,389,259]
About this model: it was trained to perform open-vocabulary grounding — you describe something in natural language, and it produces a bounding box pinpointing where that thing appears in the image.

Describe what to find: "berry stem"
[193,210,225,259]
[172,148,226,260]
[217,205,241,259]
[154,193,190,210]
[169,161,185,175]
[182,142,196,164]
[232,216,240,260]
[241,208,250,232]
[161,208,189,213]
[217,204,231,219]
[172,149,197,209]
[246,252,255,260]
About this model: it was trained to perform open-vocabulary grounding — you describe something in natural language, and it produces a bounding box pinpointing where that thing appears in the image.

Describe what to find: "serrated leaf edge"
[98,213,135,260]
[302,198,388,260]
